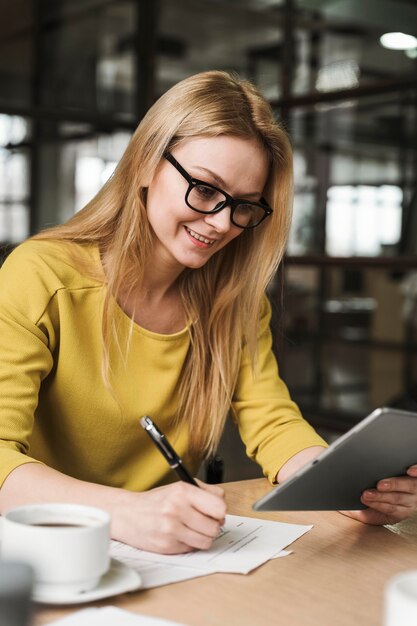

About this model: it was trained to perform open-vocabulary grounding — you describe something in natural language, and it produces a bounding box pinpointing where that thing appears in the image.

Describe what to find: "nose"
[203,207,232,234]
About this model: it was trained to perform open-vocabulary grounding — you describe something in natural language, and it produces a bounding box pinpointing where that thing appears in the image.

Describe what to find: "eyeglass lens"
[188,183,266,228]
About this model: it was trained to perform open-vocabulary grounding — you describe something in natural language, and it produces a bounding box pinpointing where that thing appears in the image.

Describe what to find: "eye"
[235,203,257,215]
[233,202,265,227]
[194,184,217,200]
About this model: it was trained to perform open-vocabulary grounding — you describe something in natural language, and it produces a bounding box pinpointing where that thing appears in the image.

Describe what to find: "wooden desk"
[34,479,417,626]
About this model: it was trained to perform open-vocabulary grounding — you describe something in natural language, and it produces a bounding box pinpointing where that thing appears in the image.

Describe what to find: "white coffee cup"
[384,570,417,626]
[1,503,110,595]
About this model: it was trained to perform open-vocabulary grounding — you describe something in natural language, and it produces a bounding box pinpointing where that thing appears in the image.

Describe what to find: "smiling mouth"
[185,226,216,246]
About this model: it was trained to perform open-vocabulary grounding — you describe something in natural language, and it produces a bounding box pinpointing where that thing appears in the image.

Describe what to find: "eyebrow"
[193,166,262,199]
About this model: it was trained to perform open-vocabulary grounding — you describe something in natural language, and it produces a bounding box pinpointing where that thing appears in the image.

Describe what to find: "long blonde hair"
[33,71,293,457]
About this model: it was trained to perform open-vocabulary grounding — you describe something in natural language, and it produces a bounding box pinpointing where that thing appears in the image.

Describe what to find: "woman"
[0,71,415,554]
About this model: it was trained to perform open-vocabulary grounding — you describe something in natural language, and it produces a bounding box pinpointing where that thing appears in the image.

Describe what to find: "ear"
[140,187,148,203]
[144,157,166,188]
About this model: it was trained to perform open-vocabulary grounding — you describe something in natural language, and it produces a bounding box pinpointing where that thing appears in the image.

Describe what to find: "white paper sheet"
[110,514,312,586]
[46,606,187,626]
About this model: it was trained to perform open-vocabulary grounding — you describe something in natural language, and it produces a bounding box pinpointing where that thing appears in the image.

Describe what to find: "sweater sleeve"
[231,297,327,484]
[0,242,59,485]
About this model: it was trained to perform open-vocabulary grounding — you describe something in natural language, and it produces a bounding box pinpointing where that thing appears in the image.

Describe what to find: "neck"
[140,247,184,302]
[101,242,185,303]
[101,242,187,331]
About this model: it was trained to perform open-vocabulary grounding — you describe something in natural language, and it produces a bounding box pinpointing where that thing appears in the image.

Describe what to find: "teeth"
[186,227,213,245]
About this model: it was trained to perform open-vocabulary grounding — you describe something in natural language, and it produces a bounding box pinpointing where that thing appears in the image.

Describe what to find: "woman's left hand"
[340,465,417,525]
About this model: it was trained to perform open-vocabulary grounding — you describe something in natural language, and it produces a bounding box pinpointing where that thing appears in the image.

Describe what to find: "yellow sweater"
[0,240,326,490]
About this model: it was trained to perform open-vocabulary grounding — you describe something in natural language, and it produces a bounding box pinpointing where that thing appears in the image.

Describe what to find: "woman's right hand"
[0,464,226,556]
[112,480,227,554]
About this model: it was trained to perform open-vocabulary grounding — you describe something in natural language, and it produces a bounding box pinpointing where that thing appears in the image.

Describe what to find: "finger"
[144,511,202,554]
[161,502,222,551]
[196,482,226,523]
[195,478,225,498]
[376,476,417,494]
[339,509,378,524]
[175,523,217,551]
[181,506,223,540]
[173,543,195,554]
[155,506,213,553]
[340,508,403,526]
[185,483,227,521]
[163,482,226,522]
[362,488,416,507]
[362,501,412,520]
[407,465,417,477]
[155,535,198,555]
[361,493,414,516]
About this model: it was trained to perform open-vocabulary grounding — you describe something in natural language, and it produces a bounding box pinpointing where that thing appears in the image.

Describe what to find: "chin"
[178,252,213,270]
[182,258,210,270]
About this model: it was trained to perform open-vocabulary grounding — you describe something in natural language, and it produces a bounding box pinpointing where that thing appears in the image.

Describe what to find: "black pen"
[140,416,199,487]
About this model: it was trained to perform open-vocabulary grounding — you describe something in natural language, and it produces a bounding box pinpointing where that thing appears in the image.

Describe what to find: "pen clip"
[153,435,175,461]
[140,416,176,462]
[139,415,198,487]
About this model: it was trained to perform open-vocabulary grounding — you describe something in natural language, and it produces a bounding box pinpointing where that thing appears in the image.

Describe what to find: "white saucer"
[32,558,142,605]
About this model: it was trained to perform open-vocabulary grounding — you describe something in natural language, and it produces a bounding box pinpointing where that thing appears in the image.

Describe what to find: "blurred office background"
[1,0,417,480]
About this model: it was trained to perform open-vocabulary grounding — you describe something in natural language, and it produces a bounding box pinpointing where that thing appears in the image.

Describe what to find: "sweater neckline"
[90,244,190,341]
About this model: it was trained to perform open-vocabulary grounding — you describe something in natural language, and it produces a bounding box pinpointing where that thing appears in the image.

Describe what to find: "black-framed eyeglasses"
[164,152,272,229]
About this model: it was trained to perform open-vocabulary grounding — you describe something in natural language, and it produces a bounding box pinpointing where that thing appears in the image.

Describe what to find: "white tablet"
[253,407,417,511]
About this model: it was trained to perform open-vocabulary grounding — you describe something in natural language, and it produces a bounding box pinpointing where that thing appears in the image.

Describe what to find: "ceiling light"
[380,32,417,50]
[405,47,417,59]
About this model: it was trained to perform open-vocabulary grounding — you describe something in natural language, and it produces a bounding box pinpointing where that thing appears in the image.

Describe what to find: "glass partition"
[0,115,31,243]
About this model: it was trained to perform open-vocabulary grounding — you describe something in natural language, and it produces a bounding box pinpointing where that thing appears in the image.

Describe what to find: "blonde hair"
[33,71,293,457]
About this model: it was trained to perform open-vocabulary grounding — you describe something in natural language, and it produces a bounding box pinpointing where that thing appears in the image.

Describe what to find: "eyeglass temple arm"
[258,196,272,213]
[164,152,193,184]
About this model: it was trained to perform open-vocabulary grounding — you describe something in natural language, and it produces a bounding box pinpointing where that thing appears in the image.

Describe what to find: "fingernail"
[363,490,376,499]
[379,481,391,490]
